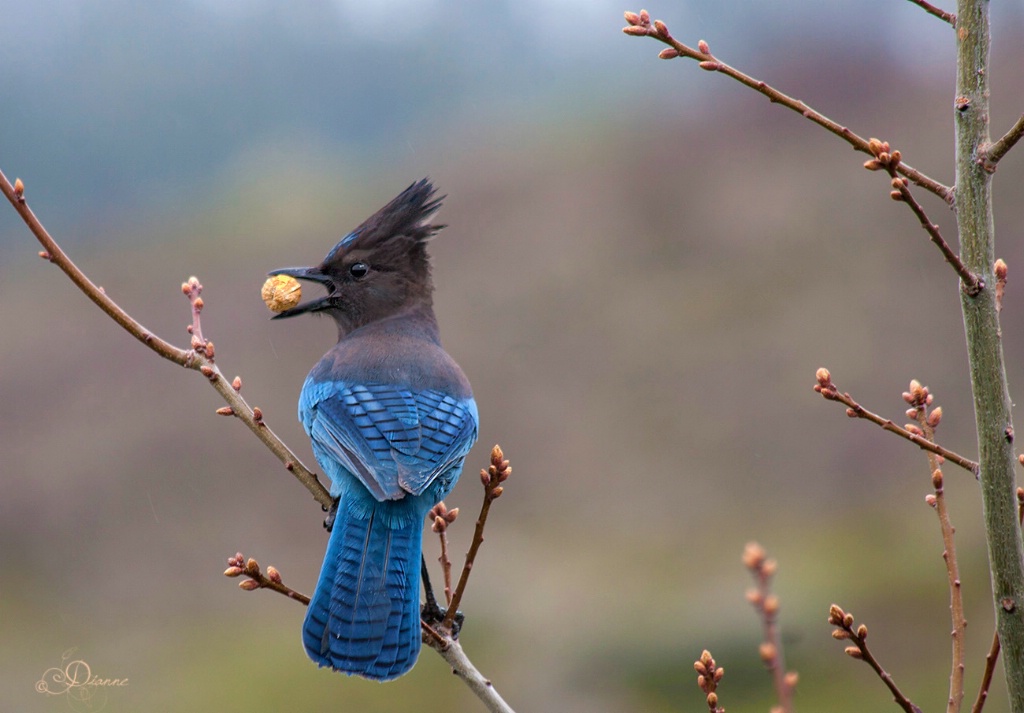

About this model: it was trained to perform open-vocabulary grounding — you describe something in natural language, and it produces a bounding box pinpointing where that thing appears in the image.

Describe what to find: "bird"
[269,179,478,681]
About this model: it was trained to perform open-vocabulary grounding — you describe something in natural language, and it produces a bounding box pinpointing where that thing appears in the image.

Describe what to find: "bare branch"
[813,369,980,476]
[829,604,923,713]
[622,12,953,203]
[0,168,331,510]
[693,650,726,713]
[743,543,797,713]
[226,552,311,605]
[906,0,957,26]
[429,501,459,605]
[863,140,982,294]
[442,445,511,632]
[980,114,1024,171]
[425,637,517,713]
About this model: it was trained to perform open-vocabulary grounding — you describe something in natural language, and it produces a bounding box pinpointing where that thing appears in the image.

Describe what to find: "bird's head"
[269,179,444,334]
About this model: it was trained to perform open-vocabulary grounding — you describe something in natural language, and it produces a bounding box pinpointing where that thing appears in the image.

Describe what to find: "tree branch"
[743,543,796,713]
[622,11,954,203]
[813,369,980,476]
[425,638,517,713]
[0,168,332,510]
[442,445,511,632]
[911,388,965,713]
[954,1,1024,710]
[906,0,957,26]
[862,140,982,294]
[829,604,923,713]
[980,114,1024,172]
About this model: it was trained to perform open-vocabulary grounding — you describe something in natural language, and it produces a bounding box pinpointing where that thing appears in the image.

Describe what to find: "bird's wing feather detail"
[304,380,477,501]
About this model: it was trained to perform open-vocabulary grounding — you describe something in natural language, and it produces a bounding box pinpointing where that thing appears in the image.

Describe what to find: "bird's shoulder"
[307,318,472,401]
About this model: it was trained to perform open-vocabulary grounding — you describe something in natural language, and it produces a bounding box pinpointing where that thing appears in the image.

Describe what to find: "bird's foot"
[421,601,465,638]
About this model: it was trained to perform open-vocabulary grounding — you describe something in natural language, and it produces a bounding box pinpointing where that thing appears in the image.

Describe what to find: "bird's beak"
[267,266,334,319]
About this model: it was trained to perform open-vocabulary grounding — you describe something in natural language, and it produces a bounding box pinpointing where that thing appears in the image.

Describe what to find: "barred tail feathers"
[302,499,424,681]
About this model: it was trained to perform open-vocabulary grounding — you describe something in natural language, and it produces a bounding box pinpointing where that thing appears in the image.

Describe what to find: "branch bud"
[925,493,938,507]
[698,61,721,71]
[14,177,24,197]
[224,566,243,577]
[622,25,648,35]
[697,39,710,54]
[216,406,234,416]
[844,646,863,659]
[759,642,777,662]
[856,624,868,639]
[742,541,766,569]
[927,406,943,428]
[624,10,641,25]
[232,376,242,391]
[239,579,260,591]
[867,138,884,157]
[995,258,1008,281]
[658,48,679,59]
[652,19,669,36]
[266,565,282,583]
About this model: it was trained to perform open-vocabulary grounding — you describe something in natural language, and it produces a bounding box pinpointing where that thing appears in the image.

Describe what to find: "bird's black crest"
[322,179,445,270]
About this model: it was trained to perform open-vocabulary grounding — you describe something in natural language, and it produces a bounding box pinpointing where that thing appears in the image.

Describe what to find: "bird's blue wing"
[301,379,478,502]
[396,390,478,495]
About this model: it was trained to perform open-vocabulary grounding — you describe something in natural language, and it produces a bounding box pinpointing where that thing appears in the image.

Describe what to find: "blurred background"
[3,1,1024,711]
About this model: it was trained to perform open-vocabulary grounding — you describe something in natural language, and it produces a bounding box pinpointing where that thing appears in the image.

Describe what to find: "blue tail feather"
[303,498,425,681]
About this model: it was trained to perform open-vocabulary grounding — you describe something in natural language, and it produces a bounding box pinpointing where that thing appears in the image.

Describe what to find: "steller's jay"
[269,179,478,680]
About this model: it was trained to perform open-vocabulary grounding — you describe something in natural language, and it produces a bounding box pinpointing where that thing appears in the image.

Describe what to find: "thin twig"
[743,543,796,713]
[0,168,331,510]
[929,473,967,713]
[911,390,965,713]
[829,604,923,713]
[694,650,726,713]
[429,501,459,605]
[865,142,983,294]
[622,11,953,203]
[442,445,511,632]
[813,369,980,476]
[226,553,311,605]
[980,113,1024,172]
[906,0,957,26]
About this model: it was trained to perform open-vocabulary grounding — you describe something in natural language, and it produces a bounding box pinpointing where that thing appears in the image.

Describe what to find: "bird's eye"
[349,262,369,279]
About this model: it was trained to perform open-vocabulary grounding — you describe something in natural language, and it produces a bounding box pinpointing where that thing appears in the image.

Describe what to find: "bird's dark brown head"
[269,179,445,335]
